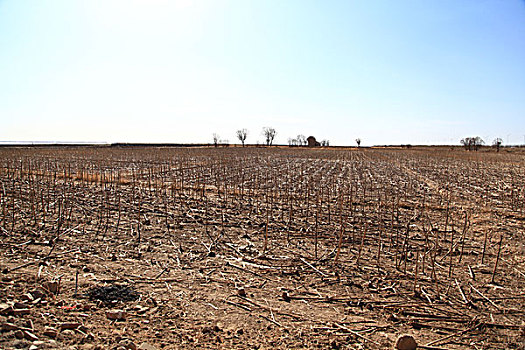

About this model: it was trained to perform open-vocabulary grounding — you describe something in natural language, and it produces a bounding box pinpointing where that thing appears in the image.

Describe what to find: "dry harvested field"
[0,146,524,350]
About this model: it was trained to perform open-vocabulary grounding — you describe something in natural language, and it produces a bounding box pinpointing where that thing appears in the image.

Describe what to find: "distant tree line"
[213,131,510,150]
[288,134,307,147]
[212,127,276,147]
[214,127,334,147]
[288,135,329,147]
[460,136,505,152]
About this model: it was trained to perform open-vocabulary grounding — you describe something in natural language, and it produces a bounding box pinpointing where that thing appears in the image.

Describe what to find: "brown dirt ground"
[1,146,524,350]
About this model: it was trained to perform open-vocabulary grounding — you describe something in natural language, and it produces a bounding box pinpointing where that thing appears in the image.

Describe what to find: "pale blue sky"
[1,0,524,146]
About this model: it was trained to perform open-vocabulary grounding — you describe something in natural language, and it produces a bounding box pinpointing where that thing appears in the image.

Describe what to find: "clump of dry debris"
[85,284,139,305]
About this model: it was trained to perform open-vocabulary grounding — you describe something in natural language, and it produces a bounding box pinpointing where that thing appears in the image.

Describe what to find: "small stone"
[29,345,38,350]
[119,339,137,350]
[78,344,93,350]
[59,322,81,330]
[23,330,39,341]
[13,308,30,316]
[281,291,291,302]
[388,314,399,322]
[61,329,75,337]
[22,293,34,302]
[43,281,60,294]
[12,339,31,349]
[395,334,417,350]
[14,329,24,339]
[106,309,127,320]
[237,288,246,297]
[2,322,19,331]
[43,327,58,338]
[0,303,13,315]
[137,343,157,350]
[135,305,149,314]
[31,290,45,300]
[14,302,29,309]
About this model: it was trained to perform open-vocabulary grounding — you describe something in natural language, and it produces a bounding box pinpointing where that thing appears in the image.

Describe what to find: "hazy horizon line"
[1,141,524,148]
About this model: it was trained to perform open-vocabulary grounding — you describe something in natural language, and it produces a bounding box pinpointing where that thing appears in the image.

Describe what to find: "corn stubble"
[0,146,524,349]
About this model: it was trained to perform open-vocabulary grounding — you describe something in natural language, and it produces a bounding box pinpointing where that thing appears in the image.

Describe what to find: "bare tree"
[356,138,361,147]
[236,129,248,147]
[212,133,220,147]
[492,137,503,152]
[473,137,484,150]
[296,134,306,146]
[262,127,276,146]
[460,138,469,150]
[460,136,484,151]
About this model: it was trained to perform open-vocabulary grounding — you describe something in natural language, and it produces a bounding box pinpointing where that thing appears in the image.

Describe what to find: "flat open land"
[1,146,524,350]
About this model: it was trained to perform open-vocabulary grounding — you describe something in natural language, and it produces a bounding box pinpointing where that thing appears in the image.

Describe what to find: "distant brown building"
[307,136,320,147]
